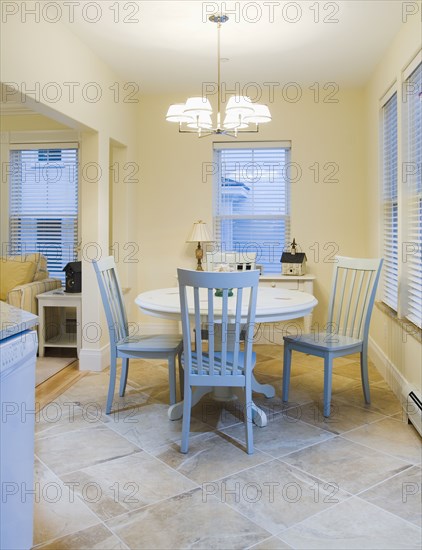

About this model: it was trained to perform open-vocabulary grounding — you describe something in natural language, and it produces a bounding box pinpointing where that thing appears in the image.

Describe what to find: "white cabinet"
[258,274,315,344]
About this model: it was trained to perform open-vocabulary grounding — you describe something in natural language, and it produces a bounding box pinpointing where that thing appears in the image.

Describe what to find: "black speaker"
[63,261,82,293]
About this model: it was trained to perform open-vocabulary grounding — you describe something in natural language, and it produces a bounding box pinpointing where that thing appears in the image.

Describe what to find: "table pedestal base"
[167,374,275,428]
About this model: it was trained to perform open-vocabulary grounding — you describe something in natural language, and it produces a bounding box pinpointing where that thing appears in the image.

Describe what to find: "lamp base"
[195,242,204,271]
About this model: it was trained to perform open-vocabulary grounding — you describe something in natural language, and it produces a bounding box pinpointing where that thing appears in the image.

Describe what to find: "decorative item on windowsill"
[214,262,234,297]
[280,239,307,276]
[186,220,214,271]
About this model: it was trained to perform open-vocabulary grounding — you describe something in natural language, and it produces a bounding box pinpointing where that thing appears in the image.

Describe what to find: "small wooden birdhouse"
[280,239,307,276]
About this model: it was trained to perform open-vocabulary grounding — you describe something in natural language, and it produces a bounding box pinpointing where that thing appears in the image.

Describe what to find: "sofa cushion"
[24,253,48,281]
[2,253,49,281]
[0,260,37,301]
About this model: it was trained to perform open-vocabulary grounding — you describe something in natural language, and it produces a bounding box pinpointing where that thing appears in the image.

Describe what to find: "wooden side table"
[36,290,82,357]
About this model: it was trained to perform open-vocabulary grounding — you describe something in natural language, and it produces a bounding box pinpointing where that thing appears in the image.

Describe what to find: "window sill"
[375,301,422,343]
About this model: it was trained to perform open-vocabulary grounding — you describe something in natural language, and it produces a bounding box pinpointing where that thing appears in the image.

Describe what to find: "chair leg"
[168,354,177,405]
[323,354,333,417]
[180,385,192,454]
[244,379,254,455]
[119,358,129,397]
[106,357,118,415]
[282,342,292,402]
[178,349,184,400]
[360,343,371,404]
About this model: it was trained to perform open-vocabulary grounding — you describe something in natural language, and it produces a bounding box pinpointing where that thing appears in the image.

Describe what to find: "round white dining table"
[135,286,318,427]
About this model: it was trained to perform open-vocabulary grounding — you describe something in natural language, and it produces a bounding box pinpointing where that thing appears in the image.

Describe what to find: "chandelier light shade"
[166,14,272,137]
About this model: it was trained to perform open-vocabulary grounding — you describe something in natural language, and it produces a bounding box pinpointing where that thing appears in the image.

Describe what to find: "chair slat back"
[206,251,257,272]
[327,256,383,340]
[93,256,129,347]
[178,269,259,377]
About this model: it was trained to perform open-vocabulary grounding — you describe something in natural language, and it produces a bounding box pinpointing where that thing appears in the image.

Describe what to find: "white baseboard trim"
[79,343,110,372]
[368,336,409,404]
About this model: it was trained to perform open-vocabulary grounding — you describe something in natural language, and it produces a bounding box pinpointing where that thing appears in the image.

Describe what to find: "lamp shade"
[184,97,213,115]
[166,104,193,123]
[243,104,272,124]
[225,95,254,115]
[186,220,213,243]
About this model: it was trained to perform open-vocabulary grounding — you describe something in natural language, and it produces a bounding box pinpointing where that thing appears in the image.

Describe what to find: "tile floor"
[33,346,421,549]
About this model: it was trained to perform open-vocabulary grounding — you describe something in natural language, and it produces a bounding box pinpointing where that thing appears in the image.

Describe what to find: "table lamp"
[186,220,213,271]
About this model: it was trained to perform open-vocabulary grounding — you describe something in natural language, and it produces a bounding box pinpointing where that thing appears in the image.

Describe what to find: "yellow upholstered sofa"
[0,253,62,315]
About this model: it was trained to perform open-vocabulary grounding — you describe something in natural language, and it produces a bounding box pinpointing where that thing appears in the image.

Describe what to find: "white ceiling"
[64,0,406,93]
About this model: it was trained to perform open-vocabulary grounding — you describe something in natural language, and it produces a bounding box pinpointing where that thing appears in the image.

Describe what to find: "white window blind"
[403,62,422,328]
[381,93,398,311]
[9,148,79,284]
[213,144,290,274]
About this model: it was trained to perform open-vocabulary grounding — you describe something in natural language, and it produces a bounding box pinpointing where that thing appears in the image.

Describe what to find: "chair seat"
[181,350,256,376]
[284,332,363,353]
[117,334,183,354]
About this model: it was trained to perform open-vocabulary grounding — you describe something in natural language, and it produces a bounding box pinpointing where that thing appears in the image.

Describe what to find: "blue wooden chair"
[283,256,383,417]
[93,257,183,414]
[178,268,259,454]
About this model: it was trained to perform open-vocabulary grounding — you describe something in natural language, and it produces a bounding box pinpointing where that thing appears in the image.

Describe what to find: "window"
[9,147,79,284]
[381,92,398,311]
[380,58,422,330]
[213,142,291,274]
[403,61,422,328]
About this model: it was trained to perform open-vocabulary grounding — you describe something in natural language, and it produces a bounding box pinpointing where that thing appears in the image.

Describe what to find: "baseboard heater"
[406,390,422,437]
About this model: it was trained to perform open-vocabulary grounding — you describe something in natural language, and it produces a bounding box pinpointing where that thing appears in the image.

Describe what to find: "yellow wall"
[0,114,68,132]
[365,14,421,394]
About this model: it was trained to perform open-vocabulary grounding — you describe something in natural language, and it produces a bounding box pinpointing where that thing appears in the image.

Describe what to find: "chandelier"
[166,14,272,137]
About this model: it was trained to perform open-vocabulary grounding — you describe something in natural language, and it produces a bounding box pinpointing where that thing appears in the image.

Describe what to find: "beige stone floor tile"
[391,410,410,422]
[281,436,412,494]
[191,397,244,430]
[359,465,422,527]
[278,496,422,549]
[343,417,422,464]
[33,524,127,549]
[105,488,271,549]
[58,371,138,411]
[35,424,141,476]
[335,381,402,416]
[213,459,351,535]
[254,344,284,361]
[254,358,315,379]
[103,401,212,452]
[33,458,99,547]
[222,412,334,458]
[151,431,271,483]
[125,360,185,403]
[35,403,104,440]
[265,371,361,405]
[284,400,386,435]
[248,536,293,549]
[60,452,197,521]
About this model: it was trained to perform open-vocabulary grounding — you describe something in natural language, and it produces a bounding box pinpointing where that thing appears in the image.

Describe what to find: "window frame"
[380,86,399,312]
[212,141,291,274]
[401,56,422,328]
[8,142,80,284]
[379,52,422,332]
